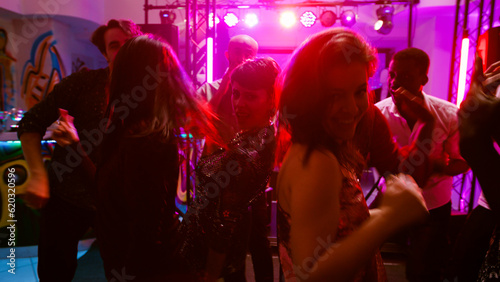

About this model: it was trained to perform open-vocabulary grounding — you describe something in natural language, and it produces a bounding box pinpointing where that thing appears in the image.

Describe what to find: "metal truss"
[144,0,215,87]
[144,0,416,87]
[452,171,477,213]
[448,0,496,212]
[448,0,496,104]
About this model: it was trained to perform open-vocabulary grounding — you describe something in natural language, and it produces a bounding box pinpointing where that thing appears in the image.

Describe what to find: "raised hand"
[483,60,500,96]
[392,87,434,123]
[459,56,500,139]
[51,108,79,147]
[379,174,428,230]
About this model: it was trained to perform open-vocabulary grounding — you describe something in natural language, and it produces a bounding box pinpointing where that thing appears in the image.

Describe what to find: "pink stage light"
[244,13,259,28]
[224,12,239,27]
[319,10,337,27]
[280,11,296,28]
[209,13,220,28]
[300,11,317,28]
[340,10,356,27]
[207,37,213,83]
[457,37,469,107]
[374,6,394,35]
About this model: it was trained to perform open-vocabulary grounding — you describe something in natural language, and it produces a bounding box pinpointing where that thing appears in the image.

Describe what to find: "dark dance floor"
[0,170,466,281]
[70,240,410,282]
[0,238,411,281]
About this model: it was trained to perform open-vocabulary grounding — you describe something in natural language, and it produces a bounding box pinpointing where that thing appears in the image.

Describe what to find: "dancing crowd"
[16,18,500,282]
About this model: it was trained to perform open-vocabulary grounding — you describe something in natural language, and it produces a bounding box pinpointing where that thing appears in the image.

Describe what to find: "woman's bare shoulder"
[283,144,339,172]
[278,144,341,194]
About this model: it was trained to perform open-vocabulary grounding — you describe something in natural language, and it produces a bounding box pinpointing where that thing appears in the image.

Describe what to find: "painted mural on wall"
[71,54,95,73]
[71,57,87,73]
[0,29,16,112]
[0,140,55,246]
[21,31,65,110]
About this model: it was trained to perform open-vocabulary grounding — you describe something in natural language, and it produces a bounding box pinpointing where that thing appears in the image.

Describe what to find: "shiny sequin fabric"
[17,68,109,210]
[278,164,387,281]
[477,227,500,282]
[179,124,275,277]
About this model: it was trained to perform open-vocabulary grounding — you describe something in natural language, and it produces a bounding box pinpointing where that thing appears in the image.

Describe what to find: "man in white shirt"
[376,47,469,282]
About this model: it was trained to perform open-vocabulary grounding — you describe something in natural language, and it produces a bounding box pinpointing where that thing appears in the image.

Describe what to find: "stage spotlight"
[319,10,337,27]
[244,13,259,28]
[374,6,394,35]
[300,11,317,28]
[340,10,356,27]
[159,10,176,24]
[280,11,296,28]
[224,12,239,27]
[208,13,220,28]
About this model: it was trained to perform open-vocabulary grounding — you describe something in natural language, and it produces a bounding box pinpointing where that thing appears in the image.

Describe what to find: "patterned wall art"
[21,31,65,110]
[0,28,16,111]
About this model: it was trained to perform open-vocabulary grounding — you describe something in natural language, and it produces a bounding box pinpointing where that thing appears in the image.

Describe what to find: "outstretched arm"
[308,174,426,282]
[51,111,96,181]
[366,105,434,187]
[17,70,95,208]
[282,147,427,281]
[20,132,50,209]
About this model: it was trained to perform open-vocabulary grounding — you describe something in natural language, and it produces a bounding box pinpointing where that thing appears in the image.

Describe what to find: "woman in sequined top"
[179,57,281,281]
[276,28,429,282]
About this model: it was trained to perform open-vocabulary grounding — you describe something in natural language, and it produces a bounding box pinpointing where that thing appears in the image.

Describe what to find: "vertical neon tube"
[207,37,214,83]
[457,37,469,106]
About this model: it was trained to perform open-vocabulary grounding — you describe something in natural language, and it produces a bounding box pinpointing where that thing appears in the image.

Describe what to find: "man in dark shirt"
[17,19,141,281]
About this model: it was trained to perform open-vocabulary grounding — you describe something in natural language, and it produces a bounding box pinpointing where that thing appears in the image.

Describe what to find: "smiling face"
[232,82,272,131]
[323,62,369,142]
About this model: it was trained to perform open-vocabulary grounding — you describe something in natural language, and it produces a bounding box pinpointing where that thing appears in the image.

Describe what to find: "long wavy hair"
[277,28,377,173]
[102,35,218,153]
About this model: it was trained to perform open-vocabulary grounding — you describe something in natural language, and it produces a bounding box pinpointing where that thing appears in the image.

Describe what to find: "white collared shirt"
[376,92,465,210]
[197,79,222,102]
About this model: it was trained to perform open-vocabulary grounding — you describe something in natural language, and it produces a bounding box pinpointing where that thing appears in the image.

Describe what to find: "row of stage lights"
[160,5,395,34]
